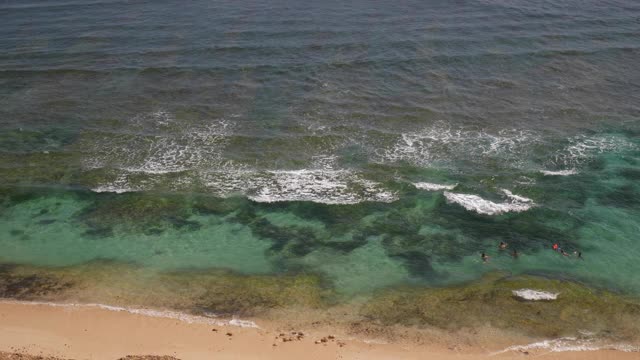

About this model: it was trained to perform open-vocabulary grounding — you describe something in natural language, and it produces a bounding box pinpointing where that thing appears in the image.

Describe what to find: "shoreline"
[0,301,638,360]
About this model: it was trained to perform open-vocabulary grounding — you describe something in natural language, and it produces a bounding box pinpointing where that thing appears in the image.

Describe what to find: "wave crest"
[444,191,534,215]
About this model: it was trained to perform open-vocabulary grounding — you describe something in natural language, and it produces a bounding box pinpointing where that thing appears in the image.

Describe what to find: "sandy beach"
[0,301,637,360]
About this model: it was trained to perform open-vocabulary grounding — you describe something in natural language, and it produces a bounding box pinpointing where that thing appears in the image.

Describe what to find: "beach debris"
[117,356,181,360]
[275,331,305,343]
[512,289,559,301]
[313,335,342,346]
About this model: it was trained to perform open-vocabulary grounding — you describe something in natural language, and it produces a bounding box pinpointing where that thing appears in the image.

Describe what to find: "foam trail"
[491,337,640,355]
[501,189,533,203]
[541,169,578,176]
[512,289,558,301]
[413,182,457,191]
[0,300,259,328]
[91,173,138,194]
[444,192,533,215]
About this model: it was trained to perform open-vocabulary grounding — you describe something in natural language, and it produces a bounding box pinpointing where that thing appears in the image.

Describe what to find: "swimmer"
[511,249,519,259]
[561,249,570,257]
[552,243,559,252]
[481,252,490,263]
[574,250,583,260]
[499,241,508,250]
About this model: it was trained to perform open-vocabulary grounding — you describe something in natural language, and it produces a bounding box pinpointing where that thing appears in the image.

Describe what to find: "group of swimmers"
[481,241,583,263]
[553,243,583,259]
[481,241,516,262]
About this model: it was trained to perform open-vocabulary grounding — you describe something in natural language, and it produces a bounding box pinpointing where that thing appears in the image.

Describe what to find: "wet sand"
[0,302,637,360]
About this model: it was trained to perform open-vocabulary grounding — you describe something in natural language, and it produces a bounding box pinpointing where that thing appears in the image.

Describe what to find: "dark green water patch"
[598,184,639,208]
[0,128,77,153]
[362,273,640,340]
[76,192,194,233]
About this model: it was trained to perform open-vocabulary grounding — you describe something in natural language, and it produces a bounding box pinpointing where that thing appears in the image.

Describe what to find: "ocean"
[1,0,640,341]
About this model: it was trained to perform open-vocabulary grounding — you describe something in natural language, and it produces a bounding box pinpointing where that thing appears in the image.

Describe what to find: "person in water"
[499,241,508,250]
[552,243,559,252]
[481,252,490,263]
[574,250,583,260]
[511,249,519,259]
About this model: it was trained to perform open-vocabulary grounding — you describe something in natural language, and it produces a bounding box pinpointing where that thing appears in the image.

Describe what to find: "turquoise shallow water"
[1,0,640,304]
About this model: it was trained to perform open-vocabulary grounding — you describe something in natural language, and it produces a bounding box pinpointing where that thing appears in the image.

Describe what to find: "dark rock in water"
[37,219,57,225]
[118,356,181,360]
[9,229,25,236]
[619,167,640,180]
[0,272,73,299]
[83,226,114,238]
[144,227,165,236]
[167,216,201,231]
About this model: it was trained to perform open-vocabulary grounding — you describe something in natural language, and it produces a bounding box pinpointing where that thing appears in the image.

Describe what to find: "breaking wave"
[444,191,534,215]
[413,182,457,191]
[540,169,578,176]
[501,189,533,203]
[201,166,397,205]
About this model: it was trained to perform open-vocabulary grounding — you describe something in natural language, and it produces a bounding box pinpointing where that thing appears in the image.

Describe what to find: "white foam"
[541,169,578,176]
[551,135,636,168]
[444,191,533,216]
[492,336,640,355]
[91,186,135,194]
[242,169,397,205]
[515,176,536,185]
[413,182,457,191]
[90,173,139,194]
[512,289,559,301]
[83,111,232,175]
[376,123,539,167]
[501,189,533,203]
[85,113,397,205]
[0,300,259,328]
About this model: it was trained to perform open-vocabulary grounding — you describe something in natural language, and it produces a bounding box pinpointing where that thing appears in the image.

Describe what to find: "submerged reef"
[0,261,331,317]
[1,261,639,342]
[362,273,640,340]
